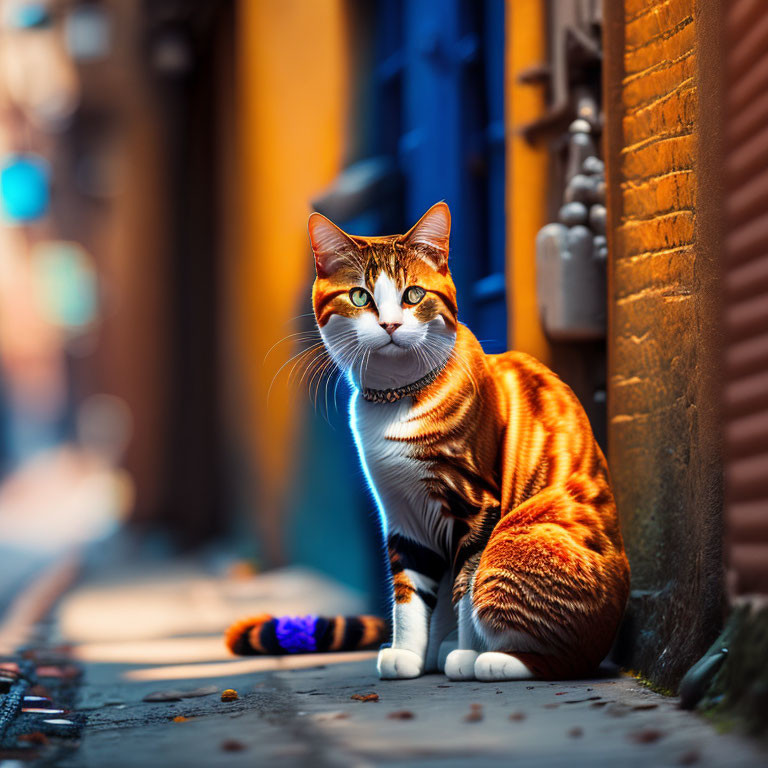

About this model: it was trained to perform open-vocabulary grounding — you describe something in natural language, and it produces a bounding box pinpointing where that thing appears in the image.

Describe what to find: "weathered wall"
[604,0,724,689]
[234,0,351,563]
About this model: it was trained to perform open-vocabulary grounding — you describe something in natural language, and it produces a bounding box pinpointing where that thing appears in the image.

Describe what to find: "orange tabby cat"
[227,202,629,681]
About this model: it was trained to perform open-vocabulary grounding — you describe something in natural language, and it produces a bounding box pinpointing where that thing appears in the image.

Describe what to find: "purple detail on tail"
[274,615,318,653]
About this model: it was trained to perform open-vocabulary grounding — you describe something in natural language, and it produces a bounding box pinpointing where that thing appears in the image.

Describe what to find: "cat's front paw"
[377,648,424,679]
[444,649,478,681]
[474,652,534,681]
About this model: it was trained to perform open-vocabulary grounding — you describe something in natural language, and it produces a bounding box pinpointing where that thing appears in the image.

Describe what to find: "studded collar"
[360,361,447,404]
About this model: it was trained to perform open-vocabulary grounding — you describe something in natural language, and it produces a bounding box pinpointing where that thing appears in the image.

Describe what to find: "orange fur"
[409,328,629,672]
[224,614,271,654]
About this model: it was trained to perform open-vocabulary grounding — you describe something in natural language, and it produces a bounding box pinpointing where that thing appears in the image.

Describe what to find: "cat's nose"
[380,322,402,335]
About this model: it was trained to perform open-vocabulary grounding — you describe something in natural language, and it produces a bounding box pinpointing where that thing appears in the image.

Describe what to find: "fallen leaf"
[509,711,526,722]
[387,710,415,720]
[464,703,483,723]
[568,727,584,738]
[221,739,247,752]
[629,728,665,744]
[172,716,188,723]
[632,702,659,710]
[221,689,239,702]
[350,693,379,702]
[18,732,49,745]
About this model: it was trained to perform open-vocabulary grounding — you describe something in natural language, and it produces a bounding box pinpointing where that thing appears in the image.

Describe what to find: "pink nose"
[380,322,402,335]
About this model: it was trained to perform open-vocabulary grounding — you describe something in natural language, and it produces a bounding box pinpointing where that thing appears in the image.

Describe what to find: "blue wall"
[374,0,507,351]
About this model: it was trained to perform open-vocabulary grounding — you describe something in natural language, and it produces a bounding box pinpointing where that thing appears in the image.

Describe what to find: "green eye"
[350,288,372,308]
[403,286,426,305]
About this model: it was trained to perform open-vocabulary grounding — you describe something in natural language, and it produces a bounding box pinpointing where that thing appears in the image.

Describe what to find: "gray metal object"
[536,221,605,340]
[529,2,607,342]
[536,133,607,340]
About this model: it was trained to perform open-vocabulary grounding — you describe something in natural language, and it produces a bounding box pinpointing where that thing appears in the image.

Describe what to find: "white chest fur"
[350,391,453,554]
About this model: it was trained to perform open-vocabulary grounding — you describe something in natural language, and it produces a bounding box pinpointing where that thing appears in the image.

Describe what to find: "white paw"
[377,648,424,679]
[444,649,479,681]
[474,652,534,681]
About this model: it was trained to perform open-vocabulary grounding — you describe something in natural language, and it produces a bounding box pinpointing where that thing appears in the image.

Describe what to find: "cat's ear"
[308,213,359,277]
[399,202,451,272]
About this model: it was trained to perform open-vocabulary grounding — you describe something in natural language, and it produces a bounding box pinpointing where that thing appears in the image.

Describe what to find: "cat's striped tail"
[225,614,388,656]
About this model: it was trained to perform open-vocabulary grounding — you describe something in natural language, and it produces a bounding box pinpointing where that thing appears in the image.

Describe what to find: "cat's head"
[308,202,458,391]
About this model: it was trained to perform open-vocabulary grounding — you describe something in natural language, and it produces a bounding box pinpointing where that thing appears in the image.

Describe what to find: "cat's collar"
[360,361,447,404]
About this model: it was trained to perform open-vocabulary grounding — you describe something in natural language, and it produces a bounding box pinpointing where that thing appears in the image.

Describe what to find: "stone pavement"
[20,553,768,767]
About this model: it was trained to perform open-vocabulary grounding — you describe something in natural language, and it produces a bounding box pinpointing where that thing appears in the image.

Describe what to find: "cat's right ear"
[399,202,451,272]
[308,213,358,278]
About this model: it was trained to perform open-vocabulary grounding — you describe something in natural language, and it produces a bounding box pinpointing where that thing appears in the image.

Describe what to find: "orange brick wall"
[604,0,724,688]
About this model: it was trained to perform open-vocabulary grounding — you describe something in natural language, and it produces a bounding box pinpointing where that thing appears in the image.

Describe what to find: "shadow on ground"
[24,545,767,768]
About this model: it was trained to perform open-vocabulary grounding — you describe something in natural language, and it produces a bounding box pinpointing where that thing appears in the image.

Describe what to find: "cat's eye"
[349,287,372,308]
[403,286,426,305]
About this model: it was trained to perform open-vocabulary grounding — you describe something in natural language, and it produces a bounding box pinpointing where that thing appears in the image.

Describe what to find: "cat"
[227,202,630,682]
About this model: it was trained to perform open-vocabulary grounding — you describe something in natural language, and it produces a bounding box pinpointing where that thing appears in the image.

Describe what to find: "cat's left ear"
[399,202,451,272]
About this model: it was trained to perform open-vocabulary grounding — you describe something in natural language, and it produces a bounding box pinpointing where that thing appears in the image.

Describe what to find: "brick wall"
[604,0,724,689]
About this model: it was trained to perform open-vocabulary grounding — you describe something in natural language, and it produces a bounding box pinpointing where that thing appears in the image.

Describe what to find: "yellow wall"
[506,0,550,363]
[235,0,350,563]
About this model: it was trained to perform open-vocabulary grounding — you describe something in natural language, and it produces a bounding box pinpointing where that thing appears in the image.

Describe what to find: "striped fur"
[225,614,387,656]
[225,203,629,680]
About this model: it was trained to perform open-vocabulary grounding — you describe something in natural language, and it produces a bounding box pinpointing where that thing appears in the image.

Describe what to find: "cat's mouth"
[376,338,409,354]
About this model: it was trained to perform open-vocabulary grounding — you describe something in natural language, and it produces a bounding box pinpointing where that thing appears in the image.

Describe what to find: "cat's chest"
[351,393,451,550]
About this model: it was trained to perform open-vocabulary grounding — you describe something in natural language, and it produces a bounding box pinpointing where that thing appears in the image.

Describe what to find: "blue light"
[10,3,51,29]
[0,154,50,222]
[347,382,388,539]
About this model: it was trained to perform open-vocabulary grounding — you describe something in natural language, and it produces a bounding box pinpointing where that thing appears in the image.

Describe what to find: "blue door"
[375,0,507,351]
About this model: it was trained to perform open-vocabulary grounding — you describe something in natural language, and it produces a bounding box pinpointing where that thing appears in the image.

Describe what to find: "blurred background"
[0,0,765,749]
[1,0,606,614]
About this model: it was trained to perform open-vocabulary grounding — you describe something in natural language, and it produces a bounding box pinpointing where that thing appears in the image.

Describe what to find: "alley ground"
[4,540,767,768]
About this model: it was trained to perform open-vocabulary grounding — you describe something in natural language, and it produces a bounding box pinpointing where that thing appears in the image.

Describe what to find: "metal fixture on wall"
[516,0,606,445]
[536,109,606,340]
